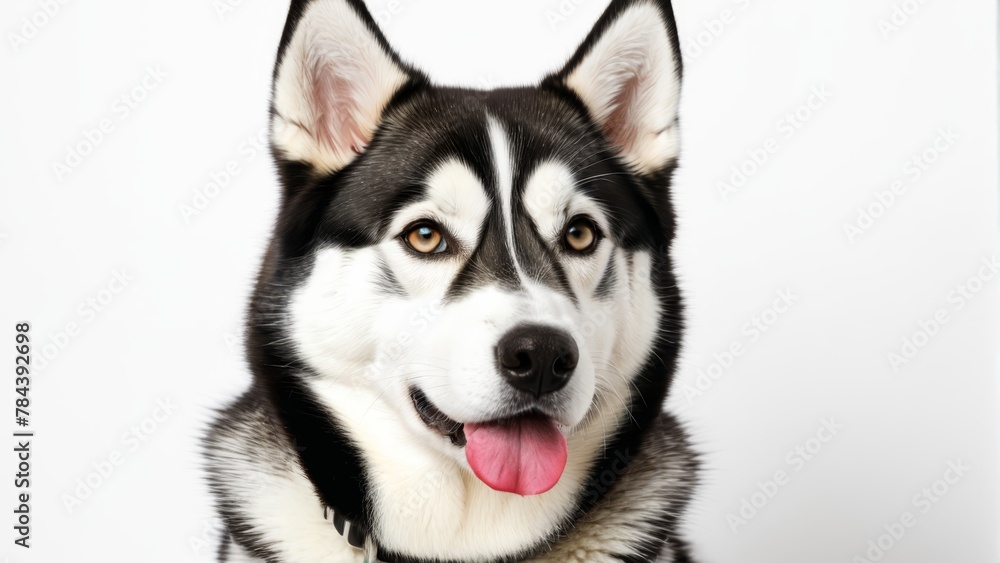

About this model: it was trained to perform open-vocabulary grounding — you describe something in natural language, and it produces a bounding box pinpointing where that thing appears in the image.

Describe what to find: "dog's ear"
[270,0,418,174]
[547,0,682,174]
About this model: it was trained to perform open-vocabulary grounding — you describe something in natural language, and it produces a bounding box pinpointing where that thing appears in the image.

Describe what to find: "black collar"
[322,505,386,562]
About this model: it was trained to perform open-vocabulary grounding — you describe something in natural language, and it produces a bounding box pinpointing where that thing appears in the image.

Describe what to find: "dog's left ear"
[547,0,682,174]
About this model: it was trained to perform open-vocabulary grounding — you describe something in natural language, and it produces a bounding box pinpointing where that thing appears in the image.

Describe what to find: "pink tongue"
[464,415,568,496]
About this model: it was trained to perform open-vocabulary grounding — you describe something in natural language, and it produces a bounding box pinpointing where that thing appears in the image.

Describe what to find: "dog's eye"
[404,222,448,255]
[563,216,599,253]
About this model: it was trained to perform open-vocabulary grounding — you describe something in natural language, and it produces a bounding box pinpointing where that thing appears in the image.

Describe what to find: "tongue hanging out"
[464,414,568,496]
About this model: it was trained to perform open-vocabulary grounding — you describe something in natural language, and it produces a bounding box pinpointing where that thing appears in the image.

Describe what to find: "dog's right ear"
[270,0,419,174]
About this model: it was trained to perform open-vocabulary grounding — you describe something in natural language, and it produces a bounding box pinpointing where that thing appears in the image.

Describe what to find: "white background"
[1,0,998,561]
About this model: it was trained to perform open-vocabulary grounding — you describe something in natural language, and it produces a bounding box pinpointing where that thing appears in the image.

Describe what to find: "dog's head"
[256,0,682,502]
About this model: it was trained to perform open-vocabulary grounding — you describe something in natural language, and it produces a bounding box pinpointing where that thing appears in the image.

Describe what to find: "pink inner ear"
[310,57,370,160]
[602,70,643,159]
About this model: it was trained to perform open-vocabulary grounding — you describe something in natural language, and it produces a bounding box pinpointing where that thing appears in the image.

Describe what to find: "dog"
[204,0,698,561]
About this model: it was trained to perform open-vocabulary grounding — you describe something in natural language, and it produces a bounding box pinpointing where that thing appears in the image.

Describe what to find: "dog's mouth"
[409,387,569,496]
[410,387,466,447]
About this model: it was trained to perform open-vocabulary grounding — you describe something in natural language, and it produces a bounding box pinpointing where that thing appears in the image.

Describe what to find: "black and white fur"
[204,0,698,561]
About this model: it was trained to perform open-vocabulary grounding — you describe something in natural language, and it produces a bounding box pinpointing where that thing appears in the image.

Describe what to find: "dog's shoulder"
[205,391,363,563]
[533,413,698,563]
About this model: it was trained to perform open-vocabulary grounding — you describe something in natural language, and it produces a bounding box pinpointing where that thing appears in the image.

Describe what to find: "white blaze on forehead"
[487,117,526,280]
[387,157,490,250]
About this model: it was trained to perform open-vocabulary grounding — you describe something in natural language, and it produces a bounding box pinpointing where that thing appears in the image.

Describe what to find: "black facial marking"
[595,255,617,298]
[375,251,405,296]
[446,210,521,299]
[514,208,577,302]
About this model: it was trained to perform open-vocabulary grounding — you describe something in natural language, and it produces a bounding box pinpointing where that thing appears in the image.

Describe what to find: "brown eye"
[563,217,598,253]
[404,223,447,254]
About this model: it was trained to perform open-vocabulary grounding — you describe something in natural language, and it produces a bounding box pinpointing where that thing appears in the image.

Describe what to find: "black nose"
[496,325,579,398]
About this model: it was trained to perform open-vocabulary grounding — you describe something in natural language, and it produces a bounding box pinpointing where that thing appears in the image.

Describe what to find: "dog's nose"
[496,325,579,398]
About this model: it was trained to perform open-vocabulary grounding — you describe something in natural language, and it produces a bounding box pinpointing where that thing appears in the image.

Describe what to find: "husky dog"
[204,0,697,561]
